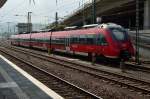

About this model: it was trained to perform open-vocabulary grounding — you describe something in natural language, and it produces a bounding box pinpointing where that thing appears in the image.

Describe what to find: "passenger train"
[10,23,135,60]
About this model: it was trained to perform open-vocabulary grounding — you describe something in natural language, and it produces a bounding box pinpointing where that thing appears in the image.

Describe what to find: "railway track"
[1,41,150,72]
[4,44,150,73]
[0,48,101,99]
[5,44,150,72]
[1,46,150,95]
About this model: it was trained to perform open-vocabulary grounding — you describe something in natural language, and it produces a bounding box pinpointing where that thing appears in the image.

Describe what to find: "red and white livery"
[10,23,135,60]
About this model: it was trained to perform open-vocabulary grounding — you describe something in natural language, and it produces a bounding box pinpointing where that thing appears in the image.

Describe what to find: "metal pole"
[55,12,58,28]
[92,0,96,24]
[82,0,86,25]
[55,0,58,28]
[27,12,32,48]
[14,25,16,34]
[27,12,32,59]
[27,12,32,32]
[135,0,140,64]
[7,22,10,39]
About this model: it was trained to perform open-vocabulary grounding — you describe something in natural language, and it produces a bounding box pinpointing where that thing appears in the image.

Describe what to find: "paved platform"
[0,55,64,99]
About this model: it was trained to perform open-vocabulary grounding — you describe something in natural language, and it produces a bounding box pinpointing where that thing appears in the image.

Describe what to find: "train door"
[29,33,32,47]
[17,35,20,46]
[49,32,52,49]
[96,34,103,55]
[96,33,108,55]
[68,35,70,47]
[65,35,70,52]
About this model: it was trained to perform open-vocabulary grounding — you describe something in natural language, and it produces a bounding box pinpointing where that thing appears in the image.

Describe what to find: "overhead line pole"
[135,0,140,64]
[7,22,10,39]
[55,0,58,28]
[92,0,96,24]
[27,12,32,49]
[82,0,86,25]
[27,12,32,33]
[55,12,58,28]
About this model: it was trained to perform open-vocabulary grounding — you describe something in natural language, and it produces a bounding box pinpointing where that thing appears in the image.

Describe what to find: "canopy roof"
[0,0,7,8]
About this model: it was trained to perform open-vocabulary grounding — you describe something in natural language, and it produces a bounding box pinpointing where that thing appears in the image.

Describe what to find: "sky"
[0,0,91,33]
[0,0,90,24]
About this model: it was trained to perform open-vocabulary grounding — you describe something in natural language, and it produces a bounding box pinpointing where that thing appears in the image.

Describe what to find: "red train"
[10,23,134,60]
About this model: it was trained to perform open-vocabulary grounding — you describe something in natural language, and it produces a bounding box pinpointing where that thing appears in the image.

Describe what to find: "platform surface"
[0,55,63,99]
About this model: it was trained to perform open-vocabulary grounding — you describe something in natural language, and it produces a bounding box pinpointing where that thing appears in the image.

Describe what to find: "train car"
[10,23,134,60]
[10,35,19,45]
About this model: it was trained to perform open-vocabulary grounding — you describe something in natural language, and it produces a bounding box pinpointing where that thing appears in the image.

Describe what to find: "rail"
[1,46,150,95]
[0,48,102,99]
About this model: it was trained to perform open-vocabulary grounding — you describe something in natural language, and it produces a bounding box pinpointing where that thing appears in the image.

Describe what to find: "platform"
[0,55,64,99]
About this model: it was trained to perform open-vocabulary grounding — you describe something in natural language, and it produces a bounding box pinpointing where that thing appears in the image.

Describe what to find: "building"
[62,0,150,30]
[17,23,32,34]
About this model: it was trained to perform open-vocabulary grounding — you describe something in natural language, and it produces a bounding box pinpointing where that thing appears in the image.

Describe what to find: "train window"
[51,38,56,44]
[36,38,42,42]
[71,35,79,44]
[46,38,50,42]
[110,28,128,41]
[58,38,65,44]
[79,35,86,44]
[97,34,108,45]
[43,38,49,43]
[55,38,60,44]
[70,36,73,43]
[86,34,95,44]
[51,37,65,45]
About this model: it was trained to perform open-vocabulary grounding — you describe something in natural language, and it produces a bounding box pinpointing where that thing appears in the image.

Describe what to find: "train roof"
[10,23,123,38]
[64,26,78,30]
[98,23,122,29]
[82,24,99,28]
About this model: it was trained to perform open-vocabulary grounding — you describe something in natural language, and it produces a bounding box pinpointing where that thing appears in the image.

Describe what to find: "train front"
[101,23,135,60]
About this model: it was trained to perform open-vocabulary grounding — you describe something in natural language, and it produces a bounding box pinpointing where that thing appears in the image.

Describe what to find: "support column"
[144,0,150,29]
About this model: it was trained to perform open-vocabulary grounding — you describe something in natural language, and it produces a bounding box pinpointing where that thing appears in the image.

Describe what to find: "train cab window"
[110,28,128,41]
[97,34,108,46]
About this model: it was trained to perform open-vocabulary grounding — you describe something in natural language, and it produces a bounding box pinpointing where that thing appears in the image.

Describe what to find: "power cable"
[37,0,82,15]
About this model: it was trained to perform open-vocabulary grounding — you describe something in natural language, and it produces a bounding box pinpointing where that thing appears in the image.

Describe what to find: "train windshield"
[109,28,128,41]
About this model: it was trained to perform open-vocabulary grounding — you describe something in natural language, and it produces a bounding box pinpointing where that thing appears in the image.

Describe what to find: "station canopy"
[0,0,7,8]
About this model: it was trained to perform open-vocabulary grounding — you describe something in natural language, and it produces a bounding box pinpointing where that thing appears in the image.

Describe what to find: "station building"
[62,0,150,30]
[17,23,32,34]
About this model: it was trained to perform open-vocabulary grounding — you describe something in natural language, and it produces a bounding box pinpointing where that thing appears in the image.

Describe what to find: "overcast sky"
[0,0,90,24]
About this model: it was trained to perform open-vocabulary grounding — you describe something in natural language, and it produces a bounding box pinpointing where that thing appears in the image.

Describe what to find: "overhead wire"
[0,0,90,24]
[36,0,82,15]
